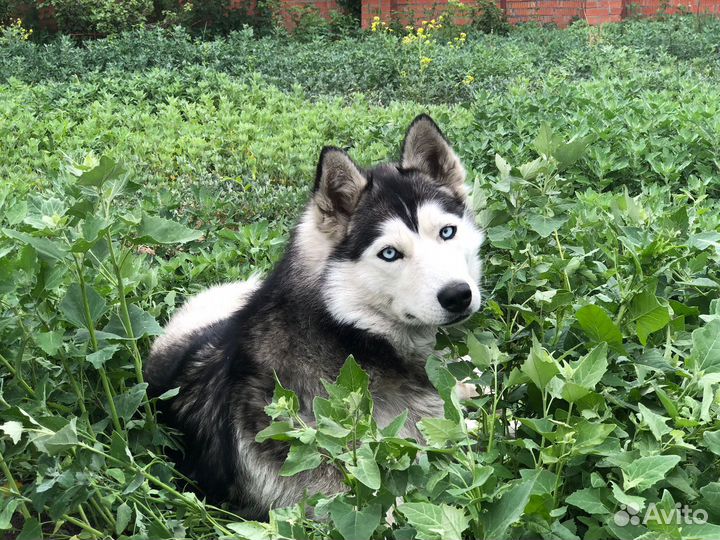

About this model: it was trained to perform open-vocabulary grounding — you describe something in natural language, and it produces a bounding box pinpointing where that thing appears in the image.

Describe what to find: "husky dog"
[145,115,484,518]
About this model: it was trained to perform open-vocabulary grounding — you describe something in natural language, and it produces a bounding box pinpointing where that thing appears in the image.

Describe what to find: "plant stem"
[0,452,31,519]
[62,513,104,538]
[105,234,154,420]
[0,351,36,399]
[74,255,123,433]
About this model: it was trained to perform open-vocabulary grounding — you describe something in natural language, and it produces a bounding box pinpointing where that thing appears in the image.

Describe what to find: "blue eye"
[378,247,402,262]
[440,225,457,240]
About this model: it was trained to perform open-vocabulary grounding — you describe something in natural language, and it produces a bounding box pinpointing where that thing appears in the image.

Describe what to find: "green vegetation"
[1,15,720,539]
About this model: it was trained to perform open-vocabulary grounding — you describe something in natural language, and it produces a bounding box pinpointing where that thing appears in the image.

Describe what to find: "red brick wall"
[362,0,720,28]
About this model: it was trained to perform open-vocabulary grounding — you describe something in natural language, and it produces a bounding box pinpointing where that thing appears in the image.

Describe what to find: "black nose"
[437,282,472,313]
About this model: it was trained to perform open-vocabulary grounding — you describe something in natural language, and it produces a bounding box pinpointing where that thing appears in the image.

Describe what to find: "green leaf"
[226,521,275,540]
[380,409,408,437]
[17,517,43,540]
[569,342,608,390]
[702,430,720,456]
[44,418,79,455]
[60,283,108,330]
[565,487,611,514]
[0,500,21,530]
[86,345,120,369]
[621,455,681,492]
[113,383,148,421]
[337,355,370,393]
[75,156,126,188]
[135,213,203,244]
[0,421,23,444]
[418,418,465,447]
[2,228,67,260]
[36,331,63,356]
[116,502,132,536]
[699,482,720,509]
[521,335,559,391]
[329,500,381,540]
[280,443,322,476]
[255,421,294,443]
[576,304,624,352]
[103,305,162,338]
[481,472,538,539]
[628,291,671,346]
[398,502,469,540]
[527,214,569,238]
[426,356,462,423]
[346,445,381,490]
[689,319,720,374]
[466,333,491,370]
[637,404,672,441]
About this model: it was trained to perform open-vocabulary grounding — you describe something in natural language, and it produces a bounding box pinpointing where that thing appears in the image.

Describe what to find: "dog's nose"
[437,282,472,313]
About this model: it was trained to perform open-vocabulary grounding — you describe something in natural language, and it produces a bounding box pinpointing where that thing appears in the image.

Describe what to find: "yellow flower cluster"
[462,73,475,85]
[448,31,467,49]
[401,15,444,46]
[370,15,392,33]
[7,19,33,41]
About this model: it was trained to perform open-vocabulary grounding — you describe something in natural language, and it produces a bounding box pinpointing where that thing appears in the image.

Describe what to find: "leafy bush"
[43,0,153,35]
[2,17,720,540]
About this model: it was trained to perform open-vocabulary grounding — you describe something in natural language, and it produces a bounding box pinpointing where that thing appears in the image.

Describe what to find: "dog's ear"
[312,147,368,238]
[401,114,467,199]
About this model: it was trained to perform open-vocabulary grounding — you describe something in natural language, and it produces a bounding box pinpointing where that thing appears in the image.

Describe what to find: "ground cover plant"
[1,15,720,540]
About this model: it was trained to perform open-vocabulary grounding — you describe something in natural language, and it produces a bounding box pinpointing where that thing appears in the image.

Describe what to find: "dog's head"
[299,115,483,333]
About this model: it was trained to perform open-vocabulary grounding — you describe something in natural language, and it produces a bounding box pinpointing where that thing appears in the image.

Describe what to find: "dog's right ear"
[312,147,368,239]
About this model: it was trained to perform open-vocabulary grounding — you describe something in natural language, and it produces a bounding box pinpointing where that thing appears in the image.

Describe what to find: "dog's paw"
[455,381,479,400]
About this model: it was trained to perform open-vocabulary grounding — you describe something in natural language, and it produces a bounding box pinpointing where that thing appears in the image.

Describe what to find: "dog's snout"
[437,282,472,313]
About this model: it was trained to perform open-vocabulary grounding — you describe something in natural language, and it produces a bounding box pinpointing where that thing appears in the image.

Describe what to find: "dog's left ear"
[312,147,368,240]
[401,115,467,199]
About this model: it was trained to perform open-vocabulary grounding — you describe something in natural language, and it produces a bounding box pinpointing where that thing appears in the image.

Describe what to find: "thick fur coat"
[145,115,484,518]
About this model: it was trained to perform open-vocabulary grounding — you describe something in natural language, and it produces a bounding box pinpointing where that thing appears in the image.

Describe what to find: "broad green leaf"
[380,409,408,437]
[17,517,43,540]
[346,445,381,490]
[611,482,646,511]
[135,213,203,244]
[398,502,469,540]
[521,335,559,391]
[688,319,720,374]
[36,331,63,356]
[466,333,491,370]
[426,356,462,422]
[2,228,67,260]
[702,430,720,456]
[637,404,672,441]
[569,342,608,390]
[0,500,21,530]
[75,155,126,188]
[44,418,79,455]
[337,355,369,393]
[576,305,624,352]
[628,291,670,346]
[553,135,591,169]
[255,421,292,445]
[0,421,23,444]
[527,214,569,238]
[116,502,132,536]
[622,455,681,492]
[280,443,322,476]
[565,487,611,514]
[103,305,162,338]
[86,345,120,369]
[226,521,275,540]
[60,283,108,330]
[329,500,381,540]
[699,482,720,509]
[481,472,538,539]
[113,383,148,421]
[418,418,465,447]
